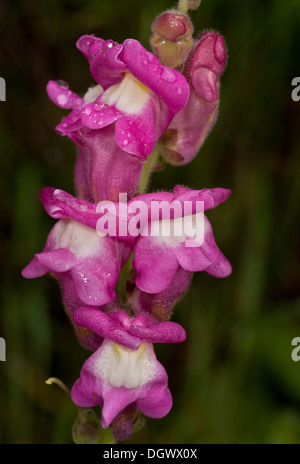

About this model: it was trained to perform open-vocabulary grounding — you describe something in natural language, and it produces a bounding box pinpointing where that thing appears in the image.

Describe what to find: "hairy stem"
[178,0,189,14]
[139,145,160,195]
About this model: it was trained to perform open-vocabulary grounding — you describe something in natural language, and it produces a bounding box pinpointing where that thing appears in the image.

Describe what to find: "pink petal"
[75,125,144,203]
[46,80,83,109]
[114,107,157,158]
[133,237,179,293]
[71,376,104,408]
[70,251,118,306]
[77,36,126,89]
[81,100,121,130]
[174,186,231,212]
[137,383,172,419]
[40,188,99,228]
[101,387,139,429]
[174,217,232,277]
[121,39,189,114]
[128,320,186,344]
[73,307,141,349]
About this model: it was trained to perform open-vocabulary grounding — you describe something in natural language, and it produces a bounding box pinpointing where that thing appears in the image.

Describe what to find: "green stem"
[178,0,189,14]
[117,252,134,307]
[139,145,160,194]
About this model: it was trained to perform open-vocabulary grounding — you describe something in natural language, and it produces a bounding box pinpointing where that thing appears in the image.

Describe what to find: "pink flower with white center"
[46,36,189,202]
[21,189,132,309]
[76,35,189,157]
[130,185,232,293]
[71,307,186,428]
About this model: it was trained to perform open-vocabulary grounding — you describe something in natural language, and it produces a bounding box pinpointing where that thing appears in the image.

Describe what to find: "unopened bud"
[159,31,227,166]
[150,10,193,68]
[188,31,227,101]
[111,405,145,442]
[72,409,103,444]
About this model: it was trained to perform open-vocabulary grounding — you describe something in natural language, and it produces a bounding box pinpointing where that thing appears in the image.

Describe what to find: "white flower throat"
[102,72,150,115]
[94,340,157,389]
[55,219,102,258]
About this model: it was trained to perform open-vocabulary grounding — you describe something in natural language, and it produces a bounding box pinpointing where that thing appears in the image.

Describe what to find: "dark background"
[0,0,300,444]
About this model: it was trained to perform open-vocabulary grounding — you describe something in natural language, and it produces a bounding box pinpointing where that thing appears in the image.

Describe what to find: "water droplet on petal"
[84,107,91,115]
[56,80,68,88]
[123,139,128,146]
[177,86,183,94]
[161,67,176,83]
[57,94,68,106]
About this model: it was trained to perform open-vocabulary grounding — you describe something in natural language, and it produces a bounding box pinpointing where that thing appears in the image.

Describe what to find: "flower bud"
[150,10,193,68]
[72,409,104,444]
[159,31,227,165]
[111,404,145,441]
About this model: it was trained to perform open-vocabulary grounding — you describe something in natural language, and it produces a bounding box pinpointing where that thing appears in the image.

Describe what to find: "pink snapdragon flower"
[129,185,232,293]
[160,31,227,166]
[76,36,189,157]
[46,36,189,202]
[21,190,132,309]
[71,307,186,428]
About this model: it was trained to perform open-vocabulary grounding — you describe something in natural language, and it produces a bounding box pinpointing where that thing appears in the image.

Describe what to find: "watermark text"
[291,77,300,102]
[291,337,300,362]
[96,193,205,247]
[0,78,6,101]
[0,337,6,361]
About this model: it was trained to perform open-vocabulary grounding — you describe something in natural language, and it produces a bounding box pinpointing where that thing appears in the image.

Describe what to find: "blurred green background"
[0,0,300,444]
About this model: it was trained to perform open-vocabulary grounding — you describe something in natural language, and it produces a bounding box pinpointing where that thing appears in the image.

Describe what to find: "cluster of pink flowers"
[22,4,231,442]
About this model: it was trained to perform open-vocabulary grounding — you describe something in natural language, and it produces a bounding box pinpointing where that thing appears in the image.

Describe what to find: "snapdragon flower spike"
[160,31,227,166]
[21,191,132,309]
[71,307,186,428]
